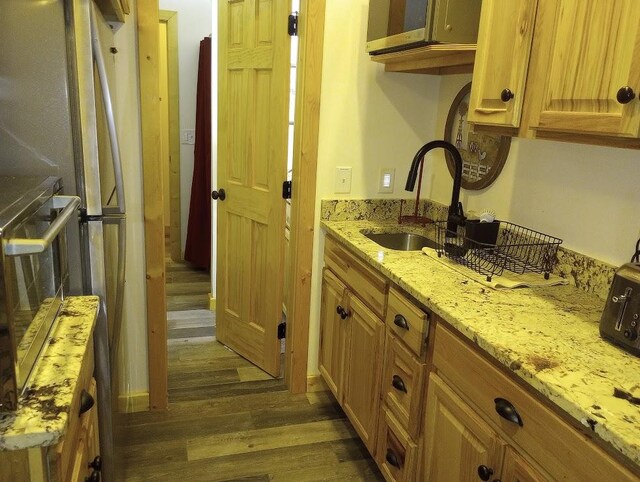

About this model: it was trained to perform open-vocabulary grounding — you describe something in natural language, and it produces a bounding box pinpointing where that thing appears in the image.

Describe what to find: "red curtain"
[184,37,212,270]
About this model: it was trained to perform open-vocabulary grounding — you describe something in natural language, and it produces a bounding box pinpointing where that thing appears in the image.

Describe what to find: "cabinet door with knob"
[319,268,348,401]
[468,0,539,128]
[501,447,549,482]
[342,294,385,454]
[423,374,506,482]
[528,0,640,137]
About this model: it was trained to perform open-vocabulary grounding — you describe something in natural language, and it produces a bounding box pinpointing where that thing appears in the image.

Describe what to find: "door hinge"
[282,180,292,199]
[288,12,298,36]
[277,321,286,339]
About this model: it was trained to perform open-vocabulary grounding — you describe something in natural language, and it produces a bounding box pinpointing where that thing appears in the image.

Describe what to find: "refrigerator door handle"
[4,196,81,256]
[90,4,126,215]
[109,216,126,364]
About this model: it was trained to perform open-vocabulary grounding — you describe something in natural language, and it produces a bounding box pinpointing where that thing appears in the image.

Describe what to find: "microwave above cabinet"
[367,0,482,54]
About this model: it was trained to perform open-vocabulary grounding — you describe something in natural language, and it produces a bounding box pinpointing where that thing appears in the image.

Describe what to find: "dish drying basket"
[435,220,563,282]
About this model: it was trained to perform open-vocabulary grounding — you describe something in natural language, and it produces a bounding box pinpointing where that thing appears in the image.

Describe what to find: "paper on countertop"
[422,247,569,290]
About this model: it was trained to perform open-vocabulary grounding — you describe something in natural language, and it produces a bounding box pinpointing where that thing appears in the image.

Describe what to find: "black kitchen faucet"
[404,140,466,236]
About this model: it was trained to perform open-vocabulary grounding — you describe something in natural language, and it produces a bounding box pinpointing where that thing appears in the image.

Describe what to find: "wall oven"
[0,176,79,410]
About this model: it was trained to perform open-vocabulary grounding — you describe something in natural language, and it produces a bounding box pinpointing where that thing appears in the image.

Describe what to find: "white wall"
[111,3,149,397]
[307,0,442,374]
[159,0,213,255]
[307,3,640,375]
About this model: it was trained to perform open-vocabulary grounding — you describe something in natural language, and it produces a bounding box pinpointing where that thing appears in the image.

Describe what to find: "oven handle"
[4,196,81,256]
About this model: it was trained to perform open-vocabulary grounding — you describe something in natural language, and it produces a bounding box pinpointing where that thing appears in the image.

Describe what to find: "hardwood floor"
[115,243,382,481]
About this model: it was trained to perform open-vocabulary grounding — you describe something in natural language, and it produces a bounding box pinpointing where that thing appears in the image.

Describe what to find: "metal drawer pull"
[4,195,81,256]
[494,397,523,426]
[336,305,349,320]
[79,389,95,416]
[393,314,409,330]
[385,449,401,469]
[391,375,407,393]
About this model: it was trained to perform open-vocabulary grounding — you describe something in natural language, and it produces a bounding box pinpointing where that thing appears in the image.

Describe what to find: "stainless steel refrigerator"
[0,1,126,480]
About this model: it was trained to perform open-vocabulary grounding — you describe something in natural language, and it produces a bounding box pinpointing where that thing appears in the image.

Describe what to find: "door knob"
[211,189,226,201]
[477,465,493,481]
[500,88,514,102]
[616,86,636,104]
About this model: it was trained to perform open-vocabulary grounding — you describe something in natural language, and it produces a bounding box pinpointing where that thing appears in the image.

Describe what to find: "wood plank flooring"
[115,243,382,480]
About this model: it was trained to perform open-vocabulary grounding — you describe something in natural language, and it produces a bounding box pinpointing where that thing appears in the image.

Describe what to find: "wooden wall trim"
[286,0,326,394]
[159,10,182,262]
[137,0,168,410]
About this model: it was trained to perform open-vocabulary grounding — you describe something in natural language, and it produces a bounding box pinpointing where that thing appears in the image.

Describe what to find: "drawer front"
[382,331,425,440]
[324,236,388,318]
[51,340,95,482]
[433,325,638,482]
[385,287,429,358]
[376,407,418,482]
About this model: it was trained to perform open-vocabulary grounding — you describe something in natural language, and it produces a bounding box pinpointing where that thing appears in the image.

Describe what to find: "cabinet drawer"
[376,408,418,482]
[385,287,429,358]
[324,236,388,318]
[433,325,638,482]
[382,331,425,440]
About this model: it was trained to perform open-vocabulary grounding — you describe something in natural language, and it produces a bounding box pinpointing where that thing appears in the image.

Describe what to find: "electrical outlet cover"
[335,167,352,194]
[379,168,395,193]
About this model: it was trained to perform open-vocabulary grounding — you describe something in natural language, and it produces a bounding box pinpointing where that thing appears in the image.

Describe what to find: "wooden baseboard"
[117,391,150,413]
[306,375,329,393]
[209,293,216,311]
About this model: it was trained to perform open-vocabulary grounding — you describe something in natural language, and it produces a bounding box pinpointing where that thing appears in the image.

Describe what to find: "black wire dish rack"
[435,220,563,282]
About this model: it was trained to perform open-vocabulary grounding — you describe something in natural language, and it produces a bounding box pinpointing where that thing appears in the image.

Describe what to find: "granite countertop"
[0,296,99,451]
[322,219,640,467]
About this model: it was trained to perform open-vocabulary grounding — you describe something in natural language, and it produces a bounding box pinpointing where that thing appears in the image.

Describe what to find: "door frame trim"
[138,0,325,408]
[159,9,182,262]
[285,0,326,393]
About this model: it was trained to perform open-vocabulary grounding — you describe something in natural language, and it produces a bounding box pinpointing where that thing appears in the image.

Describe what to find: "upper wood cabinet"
[470,0,640,143]
[527,0,640,137]
[468,0,538,128]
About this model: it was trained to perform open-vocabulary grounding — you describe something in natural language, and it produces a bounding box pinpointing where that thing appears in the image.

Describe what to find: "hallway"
[116,251,383,480]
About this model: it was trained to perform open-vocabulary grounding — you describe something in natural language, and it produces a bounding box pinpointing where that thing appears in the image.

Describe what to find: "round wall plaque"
[444,82,511,190]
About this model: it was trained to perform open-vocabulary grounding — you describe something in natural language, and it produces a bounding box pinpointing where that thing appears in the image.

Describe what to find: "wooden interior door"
[528,0,640,137]
[217,0,290,376]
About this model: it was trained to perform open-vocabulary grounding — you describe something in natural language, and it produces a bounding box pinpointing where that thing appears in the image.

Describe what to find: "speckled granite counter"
[322,220,640,467]
[0,296,99,451]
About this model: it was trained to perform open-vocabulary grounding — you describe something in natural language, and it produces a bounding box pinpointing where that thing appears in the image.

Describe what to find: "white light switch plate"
[335,167,352,194]
[379,168,395,193]
[181,129,196,145]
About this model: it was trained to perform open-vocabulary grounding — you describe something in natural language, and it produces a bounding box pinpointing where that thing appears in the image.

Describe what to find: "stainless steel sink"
[363,232,439,251]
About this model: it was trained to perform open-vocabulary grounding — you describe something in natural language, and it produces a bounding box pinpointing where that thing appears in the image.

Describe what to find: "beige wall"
[307,2,640,375]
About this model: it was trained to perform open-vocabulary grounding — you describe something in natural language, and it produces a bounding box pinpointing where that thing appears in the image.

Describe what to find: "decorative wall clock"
[444,82,511,190]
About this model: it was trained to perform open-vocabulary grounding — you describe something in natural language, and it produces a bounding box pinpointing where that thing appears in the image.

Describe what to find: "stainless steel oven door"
[1,195,80,398]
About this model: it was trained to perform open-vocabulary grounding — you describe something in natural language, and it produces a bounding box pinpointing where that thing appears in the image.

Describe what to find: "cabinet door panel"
[502,447,549,482]
[530,0,640,136]
[423,374,505,482]
[469,0,538,127]
[342,294,385,454]
[318,269,347,401]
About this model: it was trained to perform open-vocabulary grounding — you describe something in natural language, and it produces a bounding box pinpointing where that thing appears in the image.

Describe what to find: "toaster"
[600,263,640,356]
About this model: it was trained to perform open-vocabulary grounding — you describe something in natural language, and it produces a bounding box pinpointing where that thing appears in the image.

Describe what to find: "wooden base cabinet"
[319,265,385,454]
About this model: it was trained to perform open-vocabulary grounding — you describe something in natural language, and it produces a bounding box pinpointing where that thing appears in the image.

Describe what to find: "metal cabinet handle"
[79,389,95,416]
[393,314,409,330]
[336,305,349,320]
[500,88,514,102]
[617,86,636,104]
[85,470,100,482]
[477,465,493,481]
[4,196,81,256]
[211,188,226,201]
[89,456,102,471]
[494,397,523,426]
[391,375,407,393]
[385,449,401,468]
